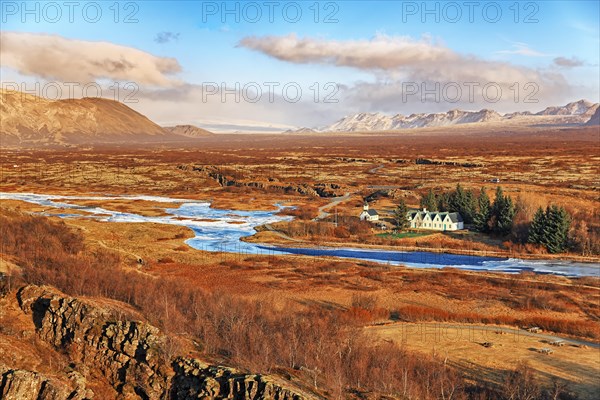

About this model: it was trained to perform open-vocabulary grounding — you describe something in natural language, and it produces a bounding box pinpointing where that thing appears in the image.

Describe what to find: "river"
[1,192,598,277]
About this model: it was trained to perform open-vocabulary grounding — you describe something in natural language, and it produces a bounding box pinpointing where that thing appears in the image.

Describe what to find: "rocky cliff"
[0,368,91,400]
[0,285,317,400]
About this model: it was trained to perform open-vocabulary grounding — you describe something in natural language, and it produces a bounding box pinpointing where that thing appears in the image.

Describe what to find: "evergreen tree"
[491,187,515,235]
[544,205,571,253]
[448,184,476,224]
[393,199,410,231]
[528,205,571,253]
[448,183,465,213]
[463,189,477,224]
[474,187,491,232]
[420,189,438,211]
[527,207,546,245]
[437,192,450,212]
[497,195,515,235]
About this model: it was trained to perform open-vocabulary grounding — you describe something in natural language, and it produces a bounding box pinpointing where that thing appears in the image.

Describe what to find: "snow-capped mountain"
[318,109,502,132]
[326,112,396,132]
[299,100,599,133]
[535,99,598,116]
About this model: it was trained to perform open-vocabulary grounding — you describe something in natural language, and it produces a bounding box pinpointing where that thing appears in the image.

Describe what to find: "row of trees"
[417,185,578,254]
[419,185,516,235]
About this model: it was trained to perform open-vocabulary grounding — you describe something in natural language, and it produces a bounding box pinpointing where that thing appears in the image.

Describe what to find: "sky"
[1,0,599,131]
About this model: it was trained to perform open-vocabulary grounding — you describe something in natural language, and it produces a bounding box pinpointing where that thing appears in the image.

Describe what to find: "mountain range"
[1,90,598,146]
[289,100,599,133]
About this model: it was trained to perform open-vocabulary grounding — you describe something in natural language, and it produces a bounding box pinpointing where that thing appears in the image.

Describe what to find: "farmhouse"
[359,202,379,222]
[407,208,464,231]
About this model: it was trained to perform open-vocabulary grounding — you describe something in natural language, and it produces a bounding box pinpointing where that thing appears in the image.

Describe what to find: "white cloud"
[0,32,181,87]
[239,34,557,84]
[495,42,550,57]
[238,33,571,104]
[239,34,455,70]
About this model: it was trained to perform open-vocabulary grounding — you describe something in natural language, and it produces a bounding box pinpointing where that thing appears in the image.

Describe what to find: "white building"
[359,202,379,222]
[407,208,464,231]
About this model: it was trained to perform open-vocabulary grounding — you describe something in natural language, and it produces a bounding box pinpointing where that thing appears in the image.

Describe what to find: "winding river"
[1,192,598,277]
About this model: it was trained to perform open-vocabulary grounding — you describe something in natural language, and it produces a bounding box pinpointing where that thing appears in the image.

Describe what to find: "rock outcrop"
[0,367,90,400]
[170,358,305,400]
[179,164,344,198]
[9,285,317,400]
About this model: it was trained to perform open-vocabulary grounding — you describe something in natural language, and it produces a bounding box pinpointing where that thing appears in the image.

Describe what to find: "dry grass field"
[2,125,599,257]
[1,125,599,397]
[369,322,600,399]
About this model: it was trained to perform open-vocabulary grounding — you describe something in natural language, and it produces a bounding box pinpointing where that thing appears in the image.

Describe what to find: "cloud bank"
[0,32,181,86]
[239,34,560,85]
[238,33,577,114]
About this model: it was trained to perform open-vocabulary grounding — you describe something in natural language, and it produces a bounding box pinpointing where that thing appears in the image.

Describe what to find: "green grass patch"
[377,231,433,239]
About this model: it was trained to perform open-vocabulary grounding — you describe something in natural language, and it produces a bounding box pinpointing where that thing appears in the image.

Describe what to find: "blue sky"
[1,0,599,130]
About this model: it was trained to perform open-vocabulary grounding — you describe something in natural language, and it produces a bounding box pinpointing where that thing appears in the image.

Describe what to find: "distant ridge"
[585,107,600,126]
[325,109,502,132]
[535,99,597,116]
[164,125,213,137]
[288,99,599,133]
[0,89,168,146]
[0,90,212,147]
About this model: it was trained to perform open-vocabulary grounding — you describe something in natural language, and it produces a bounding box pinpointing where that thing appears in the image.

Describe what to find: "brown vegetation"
[1,127,599,398]
[3,208,593,398]
[0,209,467,397]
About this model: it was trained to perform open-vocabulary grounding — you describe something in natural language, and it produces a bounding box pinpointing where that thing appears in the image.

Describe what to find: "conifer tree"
[474,187,491,232]
[420,189,438,211]
[527,207,546,245]
[448,183,464,213]
[393,199,410,231]
[437,192,450,212]
[544,205,571,253]
[491,187,515,235]
[448,184,477,224]
[463,189,477,224]
[527,205,571,253]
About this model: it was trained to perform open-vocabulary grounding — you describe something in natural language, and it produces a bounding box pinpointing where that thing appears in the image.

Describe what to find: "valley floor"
[1,127,599,398]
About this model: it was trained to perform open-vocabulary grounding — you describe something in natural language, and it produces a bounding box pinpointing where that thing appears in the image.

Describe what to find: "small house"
[407,208,464,231]
[359,202,379,222]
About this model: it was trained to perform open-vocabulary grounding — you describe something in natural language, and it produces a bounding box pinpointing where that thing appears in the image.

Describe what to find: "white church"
[359,202,379,222]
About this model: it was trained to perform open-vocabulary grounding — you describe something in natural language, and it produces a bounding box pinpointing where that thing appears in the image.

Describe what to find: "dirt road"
[314,192,352,221]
